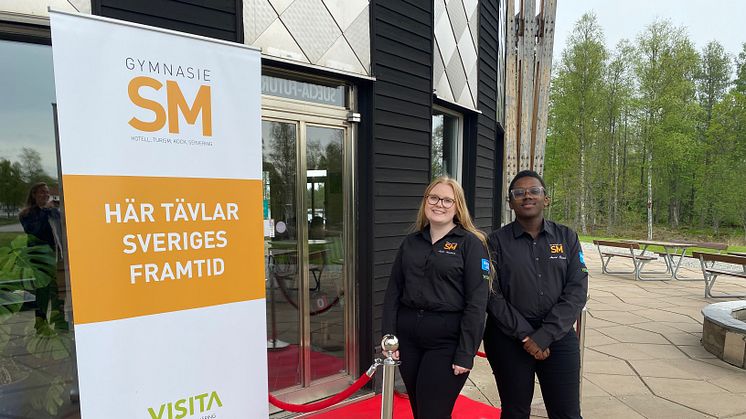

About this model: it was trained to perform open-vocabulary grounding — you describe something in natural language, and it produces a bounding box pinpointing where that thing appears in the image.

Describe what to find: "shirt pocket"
[431,250,464,280]
[547,247,569,278]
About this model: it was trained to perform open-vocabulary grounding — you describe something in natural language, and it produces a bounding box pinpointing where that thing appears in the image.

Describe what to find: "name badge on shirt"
[439,241,458,255]
[549,243,567,260]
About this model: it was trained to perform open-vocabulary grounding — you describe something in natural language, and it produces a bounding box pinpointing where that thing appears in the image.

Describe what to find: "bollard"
[380,334,400,419]
[576,305,588,399]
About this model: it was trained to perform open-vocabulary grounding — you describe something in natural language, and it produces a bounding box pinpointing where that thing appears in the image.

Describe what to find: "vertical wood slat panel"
[93,0,242,42]
[518,0,536,172]
[369,0,433,348]
[474,0,500,232]
[503,0,518,223]
[532,0,557,175]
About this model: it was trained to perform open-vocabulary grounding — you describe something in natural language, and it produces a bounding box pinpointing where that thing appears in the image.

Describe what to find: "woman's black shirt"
[382,225,490,369]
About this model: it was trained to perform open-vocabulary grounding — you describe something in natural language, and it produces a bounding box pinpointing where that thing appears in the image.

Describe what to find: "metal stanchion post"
[576,305,588,399]
[380,334,399,419]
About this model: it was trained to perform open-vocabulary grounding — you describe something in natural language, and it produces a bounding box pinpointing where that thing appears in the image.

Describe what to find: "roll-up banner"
[49,11,267,418]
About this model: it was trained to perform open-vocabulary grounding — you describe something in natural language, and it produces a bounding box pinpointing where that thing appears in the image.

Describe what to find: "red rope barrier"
[269,372,372,413]
[267,348,490,413]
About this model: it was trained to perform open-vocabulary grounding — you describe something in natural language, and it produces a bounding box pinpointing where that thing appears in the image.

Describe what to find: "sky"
[0,40,58,177]
[553,0,746,61]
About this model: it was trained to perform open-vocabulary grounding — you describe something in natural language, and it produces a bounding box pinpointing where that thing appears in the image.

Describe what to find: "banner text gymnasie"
[103,198,239,285]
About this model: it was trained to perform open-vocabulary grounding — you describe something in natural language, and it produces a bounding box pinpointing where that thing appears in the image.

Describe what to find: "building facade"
[0,0,512,416]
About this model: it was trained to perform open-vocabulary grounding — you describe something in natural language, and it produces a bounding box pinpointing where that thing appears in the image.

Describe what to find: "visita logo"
[128,76,212,136]
[148,391,223,419]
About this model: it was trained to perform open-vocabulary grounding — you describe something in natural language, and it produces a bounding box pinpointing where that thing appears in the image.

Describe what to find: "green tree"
[706,46,746,237]
[545,12,607,234]
[600,41,635,232]
[734,42,746,94]
[19,148,46,184]
[0,159,25,217]
[694,41,732,228]
[633,19,699,237]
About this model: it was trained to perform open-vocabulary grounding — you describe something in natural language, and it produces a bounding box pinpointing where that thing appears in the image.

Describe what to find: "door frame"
[263,89,358,406]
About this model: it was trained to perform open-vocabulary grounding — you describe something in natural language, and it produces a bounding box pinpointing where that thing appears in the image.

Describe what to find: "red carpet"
[307,393,501,418]
[267,345,345,391]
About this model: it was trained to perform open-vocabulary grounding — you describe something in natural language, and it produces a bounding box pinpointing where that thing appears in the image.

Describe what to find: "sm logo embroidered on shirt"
[550,243,564,254]
[444,242,458,251]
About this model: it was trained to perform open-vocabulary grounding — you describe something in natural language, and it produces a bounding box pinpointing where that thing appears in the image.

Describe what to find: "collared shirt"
[486,219,588,350]
[382,225,490,369]
[19,207,60,249]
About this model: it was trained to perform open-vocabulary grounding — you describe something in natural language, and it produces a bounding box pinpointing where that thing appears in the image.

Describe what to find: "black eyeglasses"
[426,194,456,208]
[510,186,545,199]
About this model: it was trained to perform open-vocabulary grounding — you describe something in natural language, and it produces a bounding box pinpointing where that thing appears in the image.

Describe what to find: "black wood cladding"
[369,0,434,343]
[93,0,242,42]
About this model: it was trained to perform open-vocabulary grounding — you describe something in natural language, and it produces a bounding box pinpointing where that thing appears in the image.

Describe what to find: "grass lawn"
[0,217,20,226]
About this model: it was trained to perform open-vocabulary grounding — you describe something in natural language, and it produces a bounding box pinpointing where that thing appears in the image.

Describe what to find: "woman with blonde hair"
[382,176,491,418]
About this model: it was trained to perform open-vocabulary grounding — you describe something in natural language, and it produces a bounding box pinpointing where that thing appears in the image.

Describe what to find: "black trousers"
[483,318,581,419]
[396,306,469,419]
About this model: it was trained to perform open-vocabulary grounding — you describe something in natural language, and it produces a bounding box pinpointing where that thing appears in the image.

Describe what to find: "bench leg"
[700,259,746,298]
[600,256,638,276]
[636,255,670,279]
[635,260,670,281]
[703,273,746,298]
[677,259,717,282]
[704,271,716,298]
[635,258,672,281]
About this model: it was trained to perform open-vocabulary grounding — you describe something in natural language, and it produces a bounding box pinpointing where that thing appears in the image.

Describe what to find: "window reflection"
[0,40,79,418]
[262,120,302,391]
[305,126,345,382]
[432,109,461,179]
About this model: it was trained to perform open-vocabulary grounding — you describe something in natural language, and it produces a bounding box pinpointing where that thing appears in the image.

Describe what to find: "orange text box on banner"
[62,175,265,324]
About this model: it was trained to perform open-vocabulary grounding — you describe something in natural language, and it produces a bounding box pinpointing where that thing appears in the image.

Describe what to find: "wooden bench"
[593,240,660,281]
[692,252,746,298]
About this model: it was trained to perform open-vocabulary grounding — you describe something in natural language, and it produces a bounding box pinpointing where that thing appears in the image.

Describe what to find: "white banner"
[50,11,267,419]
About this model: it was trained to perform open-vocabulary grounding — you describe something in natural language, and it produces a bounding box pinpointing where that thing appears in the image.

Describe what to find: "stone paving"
[462,242,746,419]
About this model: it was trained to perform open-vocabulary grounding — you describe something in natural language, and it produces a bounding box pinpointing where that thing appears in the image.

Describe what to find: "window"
[0,38,81,418]
[431,106,462,180]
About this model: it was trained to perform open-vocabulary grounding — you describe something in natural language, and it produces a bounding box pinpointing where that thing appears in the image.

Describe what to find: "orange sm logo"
[550,244,564,254]
[128,76,212,136]
[444,242,458,251]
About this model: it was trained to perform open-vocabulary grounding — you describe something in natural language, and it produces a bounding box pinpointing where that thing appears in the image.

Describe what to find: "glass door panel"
[263,120,301,391]
[305,126,346,382]
[262,109,351,401]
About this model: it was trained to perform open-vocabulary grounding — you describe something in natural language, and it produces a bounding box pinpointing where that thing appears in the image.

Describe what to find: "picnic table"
[625,239,697,280]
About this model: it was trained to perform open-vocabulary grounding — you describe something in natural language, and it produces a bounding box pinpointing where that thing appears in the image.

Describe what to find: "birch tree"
[545,13,606,235]
[633,20,698,238]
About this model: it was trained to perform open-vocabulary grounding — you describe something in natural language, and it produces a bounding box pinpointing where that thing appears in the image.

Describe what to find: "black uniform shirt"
[486,219,588,350]
[382,225,490,369]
